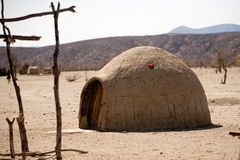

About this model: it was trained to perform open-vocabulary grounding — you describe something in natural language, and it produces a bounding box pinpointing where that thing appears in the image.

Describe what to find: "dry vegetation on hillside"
[1,32,240,71]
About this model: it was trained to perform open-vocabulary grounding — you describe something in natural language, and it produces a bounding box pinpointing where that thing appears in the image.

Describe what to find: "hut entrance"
[80,80,103,129]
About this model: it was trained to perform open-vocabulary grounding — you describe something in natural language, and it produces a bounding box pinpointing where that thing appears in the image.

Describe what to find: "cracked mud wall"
[102,71,211,131]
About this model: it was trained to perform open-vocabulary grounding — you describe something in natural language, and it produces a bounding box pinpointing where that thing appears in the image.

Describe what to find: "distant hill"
[170,24,240,34]
[0,32,240,70]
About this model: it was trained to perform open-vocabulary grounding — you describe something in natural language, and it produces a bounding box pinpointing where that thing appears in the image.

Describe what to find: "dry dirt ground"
[0,68,239,160]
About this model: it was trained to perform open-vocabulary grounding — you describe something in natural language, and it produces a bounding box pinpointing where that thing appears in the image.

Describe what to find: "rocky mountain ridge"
[170,24,240,34]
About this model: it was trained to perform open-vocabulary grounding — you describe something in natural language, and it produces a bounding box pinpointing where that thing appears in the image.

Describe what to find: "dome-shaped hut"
[78,46,211,131]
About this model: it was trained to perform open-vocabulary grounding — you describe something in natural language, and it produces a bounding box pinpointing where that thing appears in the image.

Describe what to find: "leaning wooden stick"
[6,118,15,159]
[0,149,88,157]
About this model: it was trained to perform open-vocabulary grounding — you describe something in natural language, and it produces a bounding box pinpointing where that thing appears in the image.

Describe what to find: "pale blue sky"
[0,0,240,47]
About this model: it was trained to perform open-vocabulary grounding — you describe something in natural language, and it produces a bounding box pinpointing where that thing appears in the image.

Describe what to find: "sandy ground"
[0,68,239,160]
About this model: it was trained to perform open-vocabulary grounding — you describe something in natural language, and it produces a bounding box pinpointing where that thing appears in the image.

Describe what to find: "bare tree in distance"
[232,48,240,66]
[215,48,229,84]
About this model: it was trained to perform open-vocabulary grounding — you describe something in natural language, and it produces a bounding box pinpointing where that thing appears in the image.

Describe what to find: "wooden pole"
[1,1,29,158]
[51,2,62,160]
[6,118,15,159]
[0,34,41,41]
[0,6,76,23]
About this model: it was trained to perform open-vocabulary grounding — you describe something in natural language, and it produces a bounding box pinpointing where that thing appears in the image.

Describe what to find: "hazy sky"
[0,0,240,47]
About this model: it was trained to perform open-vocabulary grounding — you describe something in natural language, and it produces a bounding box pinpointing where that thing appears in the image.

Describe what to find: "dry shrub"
[65,73,80,82]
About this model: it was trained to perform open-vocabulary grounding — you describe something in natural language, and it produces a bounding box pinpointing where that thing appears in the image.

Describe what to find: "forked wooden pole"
[51,2,62,160]
[6,118,15,159]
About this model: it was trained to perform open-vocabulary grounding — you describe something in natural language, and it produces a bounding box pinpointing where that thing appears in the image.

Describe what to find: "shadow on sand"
[95,124,223,133]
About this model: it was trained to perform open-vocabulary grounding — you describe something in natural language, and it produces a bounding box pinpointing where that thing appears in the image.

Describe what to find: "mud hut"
[42,67,53,75]
[78,46,211,131]
[27,66,40,75]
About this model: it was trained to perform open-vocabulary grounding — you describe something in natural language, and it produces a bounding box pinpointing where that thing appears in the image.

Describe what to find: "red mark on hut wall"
[147,63,154,69]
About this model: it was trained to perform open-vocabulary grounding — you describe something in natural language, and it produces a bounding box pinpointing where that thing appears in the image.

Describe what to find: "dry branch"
[0,6,76,23]
[0,149,88,157]
[215,48,228,84]
[0,34,41,41]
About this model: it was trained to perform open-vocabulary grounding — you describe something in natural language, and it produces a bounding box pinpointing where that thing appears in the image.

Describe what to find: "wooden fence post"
[6,118,15,159]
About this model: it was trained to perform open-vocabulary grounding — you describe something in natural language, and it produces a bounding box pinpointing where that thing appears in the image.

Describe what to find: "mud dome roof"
[79,46,211,131]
